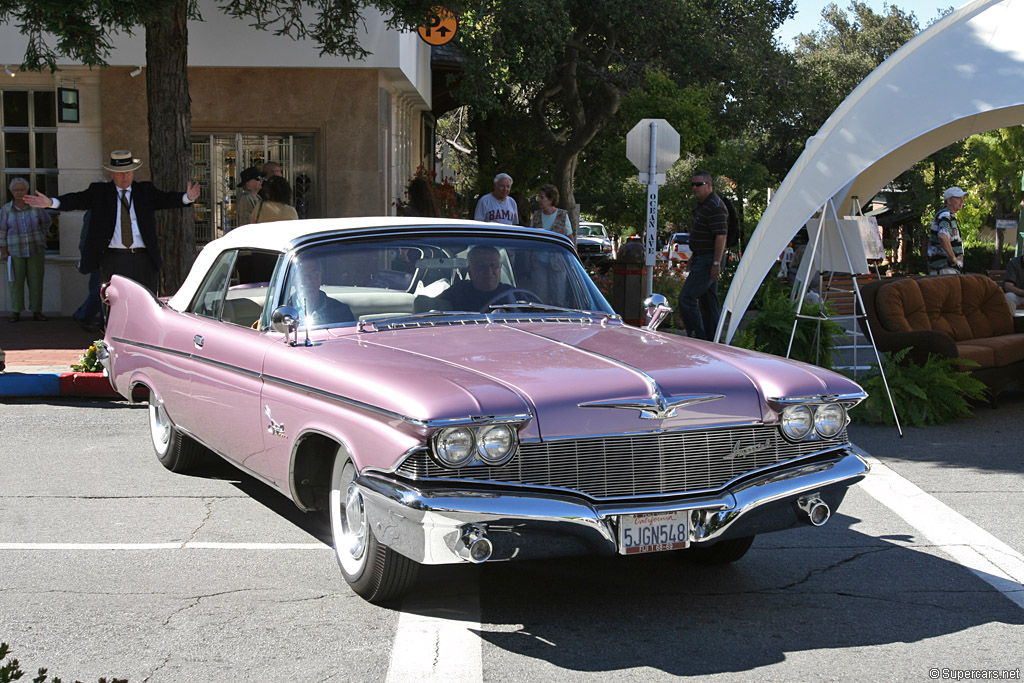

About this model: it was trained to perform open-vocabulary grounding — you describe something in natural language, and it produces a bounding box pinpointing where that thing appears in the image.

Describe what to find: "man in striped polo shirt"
[677,170,728,341]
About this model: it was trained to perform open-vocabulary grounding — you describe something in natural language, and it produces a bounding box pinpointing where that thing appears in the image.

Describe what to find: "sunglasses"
[691,181,708,187]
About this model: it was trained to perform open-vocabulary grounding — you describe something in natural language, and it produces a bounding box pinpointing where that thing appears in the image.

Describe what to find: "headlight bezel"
[774,398,854,443]
[780,404,815,441]
[813,402,846,439]
[432,426,477,468]
[431,423,521,468]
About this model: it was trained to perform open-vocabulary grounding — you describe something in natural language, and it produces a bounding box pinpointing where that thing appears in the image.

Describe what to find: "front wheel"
[678,535,755,565]
[149,400,210,473]
[329,455,419,603]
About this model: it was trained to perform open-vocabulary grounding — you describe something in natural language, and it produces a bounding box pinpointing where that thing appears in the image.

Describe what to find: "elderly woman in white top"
[0,177,52,322]
[530,184,572,239]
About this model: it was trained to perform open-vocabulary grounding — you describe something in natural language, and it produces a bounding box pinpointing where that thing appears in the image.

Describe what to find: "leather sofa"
[859,274,1024,398]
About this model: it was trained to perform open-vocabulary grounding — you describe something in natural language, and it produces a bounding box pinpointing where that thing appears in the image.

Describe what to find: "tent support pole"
[788,198,903,436]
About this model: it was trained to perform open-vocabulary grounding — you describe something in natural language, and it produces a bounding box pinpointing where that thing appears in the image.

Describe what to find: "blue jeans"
[73,269,102,326]
[677,252,720,341]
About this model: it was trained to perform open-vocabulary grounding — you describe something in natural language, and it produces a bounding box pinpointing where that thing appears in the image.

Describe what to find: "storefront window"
[191,132,317,243]
[1,88,59,250]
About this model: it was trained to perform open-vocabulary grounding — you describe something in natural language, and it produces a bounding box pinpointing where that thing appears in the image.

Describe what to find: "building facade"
[0,4,434,314]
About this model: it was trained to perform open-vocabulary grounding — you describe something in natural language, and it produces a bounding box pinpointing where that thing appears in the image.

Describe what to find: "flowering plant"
[395,166,464,219]
[71,340,106,373]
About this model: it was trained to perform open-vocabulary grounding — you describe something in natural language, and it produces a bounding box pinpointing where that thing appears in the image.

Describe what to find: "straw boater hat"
[102,150,143,173]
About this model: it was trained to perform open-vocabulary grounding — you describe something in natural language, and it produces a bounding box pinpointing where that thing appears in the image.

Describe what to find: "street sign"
[996,219,1017,231]
[626,118,680,184]
[626,119,680,293]
[417,8,458,46]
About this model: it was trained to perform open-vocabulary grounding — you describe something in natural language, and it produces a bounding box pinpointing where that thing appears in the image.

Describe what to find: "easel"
[789,196,903,436]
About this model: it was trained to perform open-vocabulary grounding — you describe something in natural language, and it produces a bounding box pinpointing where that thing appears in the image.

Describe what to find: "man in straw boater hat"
[24,150,201,293]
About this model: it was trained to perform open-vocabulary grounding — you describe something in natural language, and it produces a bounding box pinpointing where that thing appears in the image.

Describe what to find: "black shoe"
[74,317,98,333]
[32,312,48,321]
[8,313,19,323]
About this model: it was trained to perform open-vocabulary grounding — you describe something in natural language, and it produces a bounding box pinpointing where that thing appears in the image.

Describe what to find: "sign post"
[626,119,679,296]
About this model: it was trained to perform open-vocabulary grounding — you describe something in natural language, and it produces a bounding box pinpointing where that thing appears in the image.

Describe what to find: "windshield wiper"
[486,302,608,316]
[358,310,485,331]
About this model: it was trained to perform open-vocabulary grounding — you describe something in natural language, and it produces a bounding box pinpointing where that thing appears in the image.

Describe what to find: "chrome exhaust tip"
[798,495,831,527]
[454,525,493,563]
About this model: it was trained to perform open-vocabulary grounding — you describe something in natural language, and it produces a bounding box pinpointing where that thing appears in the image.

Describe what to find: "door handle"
[194,334,205,348]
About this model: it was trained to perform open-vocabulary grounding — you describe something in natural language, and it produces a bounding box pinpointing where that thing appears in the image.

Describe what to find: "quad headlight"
[432,424,519,468]
[779,402,849,442]
[779,404,814,441]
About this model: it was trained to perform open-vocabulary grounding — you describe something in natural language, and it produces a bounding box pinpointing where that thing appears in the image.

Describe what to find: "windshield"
[277,234,615,329]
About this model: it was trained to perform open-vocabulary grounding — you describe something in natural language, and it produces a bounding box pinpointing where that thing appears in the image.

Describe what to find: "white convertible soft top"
[718,0,1024,342]
[167,217,533,312]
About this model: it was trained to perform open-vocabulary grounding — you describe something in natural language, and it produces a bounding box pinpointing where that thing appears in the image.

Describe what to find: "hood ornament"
[579,393,725,420]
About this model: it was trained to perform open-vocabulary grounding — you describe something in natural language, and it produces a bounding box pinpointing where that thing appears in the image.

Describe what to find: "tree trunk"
[145,0,194,295]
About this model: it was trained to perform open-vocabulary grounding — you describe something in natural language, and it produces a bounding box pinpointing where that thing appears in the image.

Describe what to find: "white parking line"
[386,575,483,683]
[858,454,1024,610]
[0,542,327,550]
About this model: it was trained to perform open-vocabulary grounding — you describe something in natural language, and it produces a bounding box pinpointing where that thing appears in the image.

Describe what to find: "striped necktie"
[120,189,132,248]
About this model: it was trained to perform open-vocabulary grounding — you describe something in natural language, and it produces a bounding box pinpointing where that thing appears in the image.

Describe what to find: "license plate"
[617,511,690,555]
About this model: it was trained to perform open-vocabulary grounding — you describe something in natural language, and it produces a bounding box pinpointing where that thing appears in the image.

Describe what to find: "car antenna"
[301,297,313,347]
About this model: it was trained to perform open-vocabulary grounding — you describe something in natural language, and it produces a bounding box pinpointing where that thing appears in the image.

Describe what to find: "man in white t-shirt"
[474,173,519,225]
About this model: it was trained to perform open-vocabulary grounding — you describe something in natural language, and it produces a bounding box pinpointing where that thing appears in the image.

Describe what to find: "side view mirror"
[271,305,300,343]
[643,294,672,331]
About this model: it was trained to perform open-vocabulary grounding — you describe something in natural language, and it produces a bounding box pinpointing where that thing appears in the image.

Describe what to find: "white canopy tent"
[718,0,1024,343]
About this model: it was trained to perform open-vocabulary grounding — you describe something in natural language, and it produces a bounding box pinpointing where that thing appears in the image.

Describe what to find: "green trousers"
[8,252,45,314]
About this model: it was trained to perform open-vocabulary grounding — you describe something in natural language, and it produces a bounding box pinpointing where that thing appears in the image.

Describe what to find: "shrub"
[849,348,987,426]
[731,282,845,369]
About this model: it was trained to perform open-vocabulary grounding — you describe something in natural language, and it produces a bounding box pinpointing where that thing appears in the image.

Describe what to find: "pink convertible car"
[101,218,869,603]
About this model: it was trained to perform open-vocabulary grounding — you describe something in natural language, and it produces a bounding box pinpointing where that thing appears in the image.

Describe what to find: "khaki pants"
[1007,292,1022,312]
[7,252,45,314]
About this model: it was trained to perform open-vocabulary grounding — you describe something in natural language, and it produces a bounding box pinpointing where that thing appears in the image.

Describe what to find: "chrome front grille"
[395,425,848,500]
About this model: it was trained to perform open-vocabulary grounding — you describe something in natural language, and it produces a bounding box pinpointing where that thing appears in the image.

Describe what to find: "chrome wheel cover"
[331,460,368,576]
[149,402,172,456]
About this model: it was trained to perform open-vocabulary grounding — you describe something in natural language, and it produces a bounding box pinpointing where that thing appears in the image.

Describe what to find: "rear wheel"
[679,535,755,565]
[329,455,419,603]
[148,400,210,473]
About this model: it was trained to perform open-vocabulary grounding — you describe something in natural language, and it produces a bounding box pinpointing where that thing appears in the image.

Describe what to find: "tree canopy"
[450,0,795,215]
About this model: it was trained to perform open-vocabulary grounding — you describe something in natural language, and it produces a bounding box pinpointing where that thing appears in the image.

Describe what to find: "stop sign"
[626,119,680,184]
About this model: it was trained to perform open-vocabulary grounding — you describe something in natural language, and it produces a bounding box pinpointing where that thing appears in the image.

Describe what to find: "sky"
[774,0,957,47]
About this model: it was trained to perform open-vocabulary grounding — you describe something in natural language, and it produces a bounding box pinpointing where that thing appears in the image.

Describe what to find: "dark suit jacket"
[56,181,189,273]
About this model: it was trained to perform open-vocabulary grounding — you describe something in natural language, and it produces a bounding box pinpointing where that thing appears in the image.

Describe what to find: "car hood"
[265,321,861,440]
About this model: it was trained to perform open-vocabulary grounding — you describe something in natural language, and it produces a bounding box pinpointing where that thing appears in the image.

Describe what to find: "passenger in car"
[290,258,355,326]
[446,245,514,311]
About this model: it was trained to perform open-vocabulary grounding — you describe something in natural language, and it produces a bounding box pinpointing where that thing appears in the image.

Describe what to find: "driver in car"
[447,245,515,311]
[291,257,355,326]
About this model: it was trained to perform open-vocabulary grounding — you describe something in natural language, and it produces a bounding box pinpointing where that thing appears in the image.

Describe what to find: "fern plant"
[849,348,988,426]
[732,283,846,369]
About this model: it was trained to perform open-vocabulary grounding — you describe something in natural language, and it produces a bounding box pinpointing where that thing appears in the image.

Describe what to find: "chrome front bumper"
[357,447,870,565]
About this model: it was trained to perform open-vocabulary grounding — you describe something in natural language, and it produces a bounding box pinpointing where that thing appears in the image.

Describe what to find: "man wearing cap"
[23,150,200,293]
[236,166,263,228]
[474,173,519,225]
[927,187,967,275]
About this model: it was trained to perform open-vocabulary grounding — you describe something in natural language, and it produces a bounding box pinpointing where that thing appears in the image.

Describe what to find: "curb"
[0,372,119,398]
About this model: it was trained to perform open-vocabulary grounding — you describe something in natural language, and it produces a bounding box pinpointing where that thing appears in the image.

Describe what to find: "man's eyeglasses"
[469,262,502,271]
[691,181,708,187]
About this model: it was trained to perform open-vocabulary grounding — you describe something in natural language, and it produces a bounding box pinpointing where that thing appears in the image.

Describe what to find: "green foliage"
[731,279,845,369]
[850,348,988,426]
[650,262,686,330]
[0,641,126,683]
[71,341,105,373]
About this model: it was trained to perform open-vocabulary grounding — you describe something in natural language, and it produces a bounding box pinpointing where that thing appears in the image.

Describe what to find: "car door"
[184,249,281,477]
